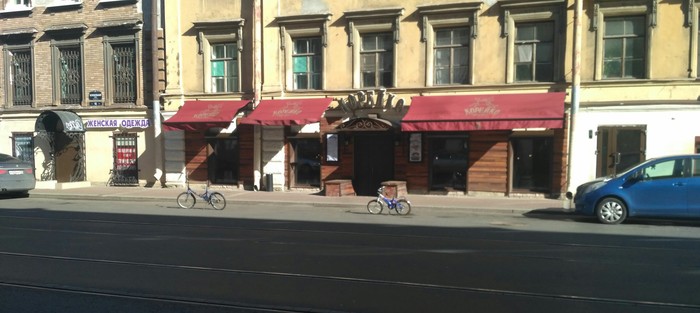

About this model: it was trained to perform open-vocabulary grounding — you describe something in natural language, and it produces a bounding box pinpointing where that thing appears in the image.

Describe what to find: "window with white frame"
[293,37,322,90]
[417,2,479,87]
[194,19,244,94]
[345,8,403,89]
[602,16,646,79]
[210,42,238,93]
[592,0,655,80]
[361,32,393,88]
[434,27,470,85]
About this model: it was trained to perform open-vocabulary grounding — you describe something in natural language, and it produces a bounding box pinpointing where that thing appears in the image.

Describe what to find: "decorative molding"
[275,13,332,50]
[344,7,404,46]
[336,118,393,131]
[592,0,657,32]
[193,19,245,54]
[417,2,482,41]
[334,89,406,114]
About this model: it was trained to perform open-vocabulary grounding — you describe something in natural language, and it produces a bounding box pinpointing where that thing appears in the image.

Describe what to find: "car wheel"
[596,197,627,224]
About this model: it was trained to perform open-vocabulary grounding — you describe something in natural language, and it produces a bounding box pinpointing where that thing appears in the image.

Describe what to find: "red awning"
[401,92,566,132]
[239,98,333,126]
[163,100,249,131]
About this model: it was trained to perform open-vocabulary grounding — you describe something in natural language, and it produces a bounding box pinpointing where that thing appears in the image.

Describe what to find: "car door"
[623,158,687,216]
[685,157,700,216]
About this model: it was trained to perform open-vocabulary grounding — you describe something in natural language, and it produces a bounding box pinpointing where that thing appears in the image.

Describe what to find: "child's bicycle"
[367,186,411,215]
[176,174,226,210]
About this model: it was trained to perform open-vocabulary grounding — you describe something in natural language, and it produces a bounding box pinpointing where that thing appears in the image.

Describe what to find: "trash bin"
[265,174,273,192]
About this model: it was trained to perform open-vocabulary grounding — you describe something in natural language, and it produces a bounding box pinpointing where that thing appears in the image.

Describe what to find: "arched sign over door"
[34,110,86,182]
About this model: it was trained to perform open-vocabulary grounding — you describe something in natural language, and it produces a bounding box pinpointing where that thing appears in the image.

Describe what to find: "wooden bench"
[381,181,407,198]
[324,179,356,197]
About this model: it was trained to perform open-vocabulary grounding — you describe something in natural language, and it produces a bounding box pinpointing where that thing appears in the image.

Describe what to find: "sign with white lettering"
[85,119,151,129]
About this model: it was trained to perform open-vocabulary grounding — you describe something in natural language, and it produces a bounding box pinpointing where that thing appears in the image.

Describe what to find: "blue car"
[572,154,700,224]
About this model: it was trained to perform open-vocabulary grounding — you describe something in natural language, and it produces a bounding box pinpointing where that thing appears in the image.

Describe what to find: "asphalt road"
[1,197,699,313]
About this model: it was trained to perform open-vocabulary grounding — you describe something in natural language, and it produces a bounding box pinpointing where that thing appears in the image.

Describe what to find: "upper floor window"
[361,32,393,88]
[501,0,563,84]
[8,49,33,106]
[211,43,238,93]
[5,0,31,9]
[110,43,137,103]
[603,16,646,79]
[56,46,83,105]
[345,8,403,89]
[418,2,479,86]
[592,0,655,80]
[434,27,469,85]
[515,22,554,82]
[194,19,244,94]
[293,37,321,90]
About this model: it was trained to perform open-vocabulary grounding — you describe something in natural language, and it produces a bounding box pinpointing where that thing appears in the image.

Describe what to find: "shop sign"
[85,118,151,129]
[336,89,406,114]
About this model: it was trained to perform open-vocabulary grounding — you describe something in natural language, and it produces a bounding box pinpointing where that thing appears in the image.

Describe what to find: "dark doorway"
[429,136,468,191]
[353,133,394,196]
[290,138,321,188]
[512,137,552,192]
[207,136,239,185]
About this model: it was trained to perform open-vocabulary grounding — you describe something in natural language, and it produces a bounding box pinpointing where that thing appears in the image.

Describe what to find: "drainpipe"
[566,0,582,201]
[151,0,164,187]
[253,0,263,190]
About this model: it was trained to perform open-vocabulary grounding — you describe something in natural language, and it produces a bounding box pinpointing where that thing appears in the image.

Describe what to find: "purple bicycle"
[367,186,411,215]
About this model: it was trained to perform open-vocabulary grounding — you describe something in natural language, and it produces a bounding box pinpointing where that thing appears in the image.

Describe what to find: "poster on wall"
[409,133,422,162]
[326,133,339,162]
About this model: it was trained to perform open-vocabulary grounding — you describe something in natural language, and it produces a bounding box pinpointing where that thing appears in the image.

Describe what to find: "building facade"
[0,0,159,188]
[156,0,700,199]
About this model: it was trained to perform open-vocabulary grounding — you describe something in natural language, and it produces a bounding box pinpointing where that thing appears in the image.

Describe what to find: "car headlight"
[583,181,605,194]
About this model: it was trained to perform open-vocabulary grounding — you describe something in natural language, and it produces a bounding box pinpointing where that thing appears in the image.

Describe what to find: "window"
[12,133,34,164]
[5,0,31,9]
[57,46,82,105]
[641,159,685,181]
[110,133,138,186]
[291,138,321,187]
[210,43,238,93]
[9,49,33,106]
[592,0,654,80]
[434,28,469,85]
[361,32,393,88]
[418,2,479,86]
[345,8,403,89]
[603,16,646,79]
[515,22,554,82]
[293,38,322,90]
[194,19,244,94]
[110,43,137,103]
[429,137,468,191]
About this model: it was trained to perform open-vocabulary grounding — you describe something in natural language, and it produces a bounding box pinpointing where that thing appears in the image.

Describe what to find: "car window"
[641,159,685,180]
[693,158,700,177]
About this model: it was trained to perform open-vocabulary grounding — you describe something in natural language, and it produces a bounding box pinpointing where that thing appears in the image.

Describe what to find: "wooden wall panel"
[468,131,509,193]
[238,124,255,189]
[185,131,208,182]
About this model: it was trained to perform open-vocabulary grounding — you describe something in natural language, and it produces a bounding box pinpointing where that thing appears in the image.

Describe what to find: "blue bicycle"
[367,186,411,215]
[176,174,226,210]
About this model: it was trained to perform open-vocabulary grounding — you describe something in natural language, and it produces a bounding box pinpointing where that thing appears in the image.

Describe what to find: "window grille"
[112,44,136,103]
[11,51,33,106]
[60,47,82,105]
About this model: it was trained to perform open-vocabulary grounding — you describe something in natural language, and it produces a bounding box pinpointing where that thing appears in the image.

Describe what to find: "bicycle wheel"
[396,199,411,215]
[176,192,196,209]
[209,192,226,210]
[367,199,383,214]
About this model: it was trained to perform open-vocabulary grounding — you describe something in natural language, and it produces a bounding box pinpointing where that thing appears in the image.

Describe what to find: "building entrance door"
[511,137,552,192]
[597,126,646,177]
[353,133,394,196]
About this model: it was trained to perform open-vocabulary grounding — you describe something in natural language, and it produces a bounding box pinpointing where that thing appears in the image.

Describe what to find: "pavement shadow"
[523,208,700,227]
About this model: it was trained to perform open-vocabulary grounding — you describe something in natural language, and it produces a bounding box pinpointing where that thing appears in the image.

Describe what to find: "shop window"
[210,42,239,92]
[110,133,138,186]
[207,136,239,185]
[291,138,321,187]
[434,27,470,85]
[596,126,646,177]
[429,137,468,191]
[12,133,34,165]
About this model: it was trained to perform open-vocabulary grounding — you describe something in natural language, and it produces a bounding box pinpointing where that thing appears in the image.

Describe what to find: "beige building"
[0,0,158,188]
[157,0,700,198]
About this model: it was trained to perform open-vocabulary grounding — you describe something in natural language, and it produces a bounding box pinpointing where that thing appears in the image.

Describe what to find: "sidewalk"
[28,185,568,216]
